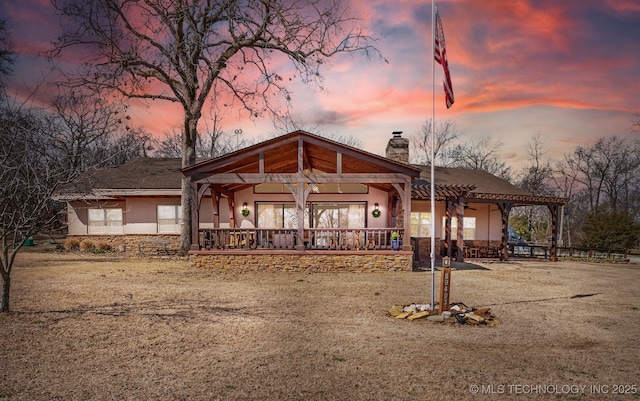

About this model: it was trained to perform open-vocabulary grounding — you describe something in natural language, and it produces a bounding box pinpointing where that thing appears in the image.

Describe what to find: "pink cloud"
[2,0,638,169]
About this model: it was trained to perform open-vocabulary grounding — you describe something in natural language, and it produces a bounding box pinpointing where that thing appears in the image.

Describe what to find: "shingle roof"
[55,158,184,200]
[411,165,567,205]
[420,165,531,196]
[88,158,183,189]
[59,152,566,206]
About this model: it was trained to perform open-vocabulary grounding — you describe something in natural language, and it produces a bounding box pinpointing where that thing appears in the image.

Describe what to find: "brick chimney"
[385,131,409,164]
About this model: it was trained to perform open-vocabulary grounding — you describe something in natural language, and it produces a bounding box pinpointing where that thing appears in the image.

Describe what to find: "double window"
[256,202,365,229]
[311,203,365,229]
[410,213,477,240]
[88,208,123,234]
[257,203,304,229]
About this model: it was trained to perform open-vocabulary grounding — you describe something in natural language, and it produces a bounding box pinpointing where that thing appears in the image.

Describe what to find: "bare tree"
[517,133,554,196]
[155,119,246,159]
[322,132,363,149]
[52,0,380,254]
[512,133,556,242]
[199,115,234,158]
[449,136,512,181]
[410,118,460,165]
[105,127,157,166]
[46,88,127,176]
[155,129,184,159]
[0,19,13,89]
[275,115,364,148]
[562,136,640,214]
[0,22,56,312]
[0,103,77,312]
[553,151,584,247]
[44,87,159,173]
[410,118,510,178]
[198,116,253,157]
[554,136,640,247]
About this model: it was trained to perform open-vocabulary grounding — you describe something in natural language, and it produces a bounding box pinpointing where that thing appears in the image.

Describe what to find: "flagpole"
[430,0,436,311]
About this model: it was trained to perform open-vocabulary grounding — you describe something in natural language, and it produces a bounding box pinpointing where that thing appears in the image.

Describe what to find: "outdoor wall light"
[242,202,250,217]
[372,203,381,218]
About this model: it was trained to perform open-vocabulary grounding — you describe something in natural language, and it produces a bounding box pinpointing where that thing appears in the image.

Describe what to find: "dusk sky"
[2,0,639,170]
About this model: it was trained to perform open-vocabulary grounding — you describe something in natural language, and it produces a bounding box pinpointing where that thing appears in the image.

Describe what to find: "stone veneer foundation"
[190,251,413,272]
[65,236,413,271]
[65,235,180,254]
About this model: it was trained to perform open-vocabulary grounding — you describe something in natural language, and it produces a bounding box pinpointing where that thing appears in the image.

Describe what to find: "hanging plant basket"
[372,209,381,218]
[241,209,250,217]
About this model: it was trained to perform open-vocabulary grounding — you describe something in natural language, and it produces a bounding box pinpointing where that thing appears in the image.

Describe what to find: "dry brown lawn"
[1,247,639,401]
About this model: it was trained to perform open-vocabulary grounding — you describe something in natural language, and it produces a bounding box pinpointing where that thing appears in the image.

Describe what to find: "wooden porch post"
[456,196,465,262]
[227,197,235,228]
[548,204,559,262]
[284,182,313,251]
[387,192,397,229]
[497,202,512,261]
[391,182,412,251]
[210,190,220,228]
[190,182,201,250]
[295,137,306,250]
[402,180,412,251]
[444,198,455,258]
[295,183,306,251]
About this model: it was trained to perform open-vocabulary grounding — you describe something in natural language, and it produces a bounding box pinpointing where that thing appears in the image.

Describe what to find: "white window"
[442,216,476,240]
[410,212,432,237]
[311,203,365,229]
[257,203,307,228]
[88,208,123,234]
[256,202,365,229]
[157,205,182,233]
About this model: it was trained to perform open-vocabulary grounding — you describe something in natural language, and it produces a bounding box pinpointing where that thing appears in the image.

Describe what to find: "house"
[59,130,567,270]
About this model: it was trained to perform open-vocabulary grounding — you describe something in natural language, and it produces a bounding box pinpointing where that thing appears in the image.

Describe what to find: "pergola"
[412,169,568,262]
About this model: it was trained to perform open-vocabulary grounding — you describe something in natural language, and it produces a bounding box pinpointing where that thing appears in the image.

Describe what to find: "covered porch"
[182,131,421,270]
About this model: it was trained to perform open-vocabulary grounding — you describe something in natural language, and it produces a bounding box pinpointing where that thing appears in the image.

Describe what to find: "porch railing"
[198,228,404,251]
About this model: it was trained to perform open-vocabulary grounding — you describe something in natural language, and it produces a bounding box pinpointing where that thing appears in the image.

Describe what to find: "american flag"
[434,7,455,108]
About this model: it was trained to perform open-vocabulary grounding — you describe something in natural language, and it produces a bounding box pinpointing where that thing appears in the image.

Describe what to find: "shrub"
[95,241,112,251]
[79,239,95,252]
[64,238,80,251]
[580,211,640,249]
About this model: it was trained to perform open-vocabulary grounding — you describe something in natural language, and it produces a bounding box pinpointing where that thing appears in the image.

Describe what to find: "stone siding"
[190,252,413,272]
[65,234,180,254]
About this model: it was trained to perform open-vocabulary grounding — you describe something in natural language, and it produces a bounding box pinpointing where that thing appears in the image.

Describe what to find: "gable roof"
[57,131,566,206]
[182,130,422,192]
